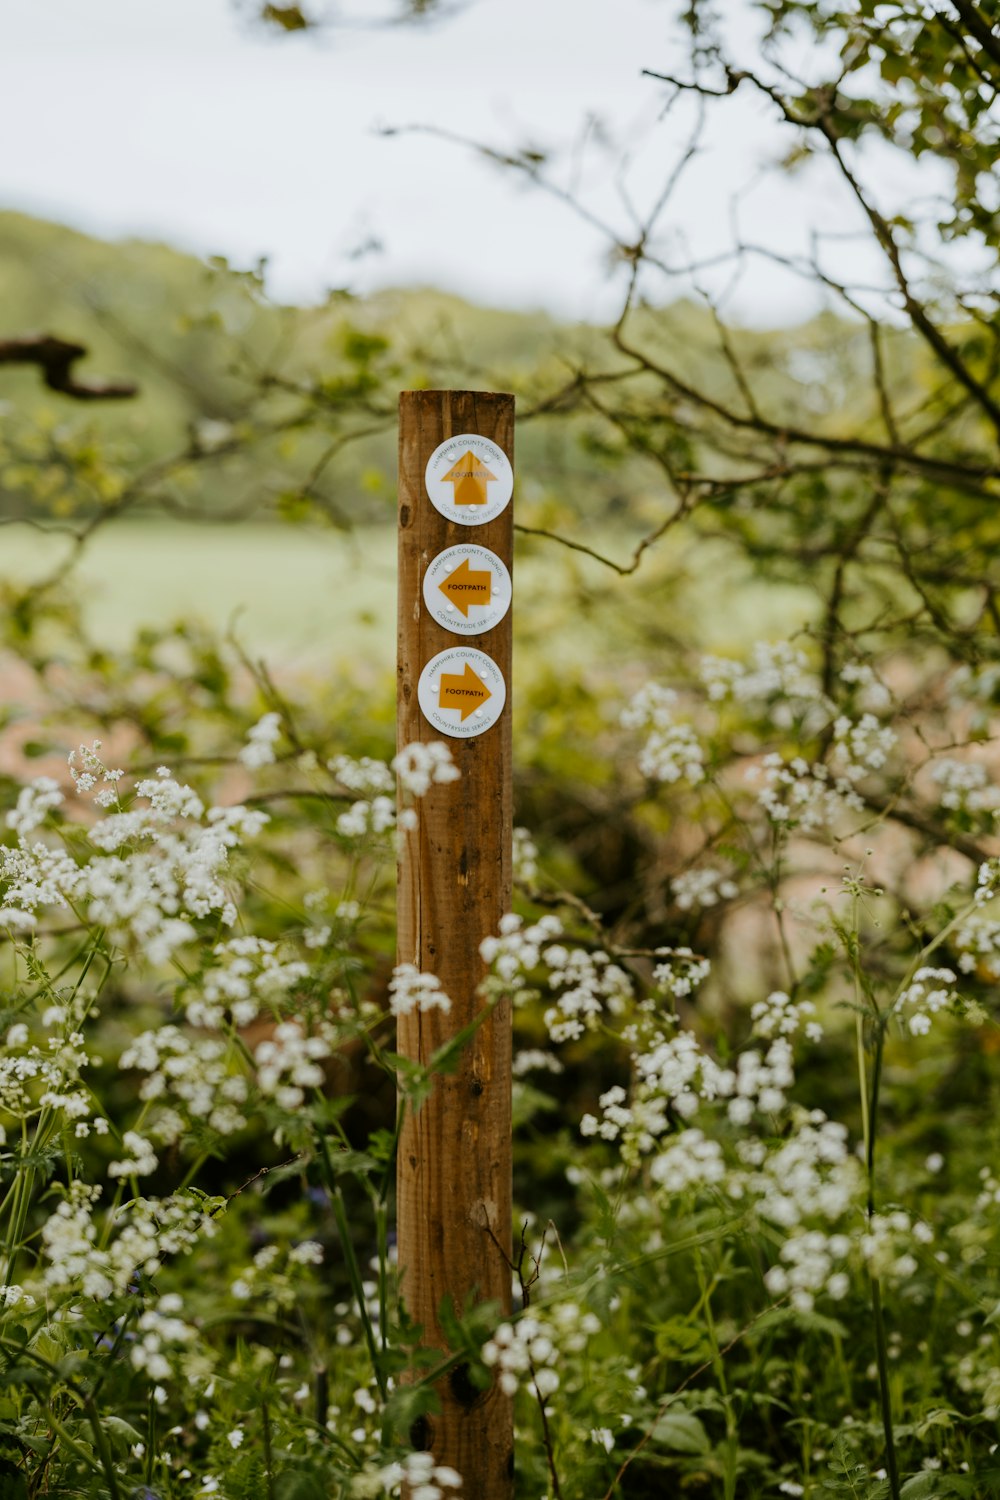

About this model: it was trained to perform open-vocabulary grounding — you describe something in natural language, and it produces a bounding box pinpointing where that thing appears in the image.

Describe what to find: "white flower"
[671,867,738,911]
[930,756,1000,813]
[6,777,63,837]
[512,826,539,884]
[336,796,396,839]
[622,684,705,785]
[329,754,395,795]
[238,712,282,768]
[388,965,452,1017]
[227,1428,244,1449]
[392,741,460,797]
[108,1131,159,1179]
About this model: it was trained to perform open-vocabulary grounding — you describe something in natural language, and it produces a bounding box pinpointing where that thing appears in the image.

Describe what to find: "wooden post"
[396,390,514,1496]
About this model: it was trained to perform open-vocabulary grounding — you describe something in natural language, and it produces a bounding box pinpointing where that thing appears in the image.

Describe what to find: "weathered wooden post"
[396,390,515,1496]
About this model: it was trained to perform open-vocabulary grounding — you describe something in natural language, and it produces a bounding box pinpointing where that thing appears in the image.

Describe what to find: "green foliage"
[1,4,999,1497]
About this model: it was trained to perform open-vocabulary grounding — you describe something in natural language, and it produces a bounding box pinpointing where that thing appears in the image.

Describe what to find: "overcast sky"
[0,0,897,324]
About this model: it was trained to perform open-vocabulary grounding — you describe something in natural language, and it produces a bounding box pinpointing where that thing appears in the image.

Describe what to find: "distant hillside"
[0,212,613,525]
[0,211,909,530]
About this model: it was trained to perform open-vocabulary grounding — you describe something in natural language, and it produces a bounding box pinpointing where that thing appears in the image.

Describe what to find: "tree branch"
[0,334,138,400]
[946,0,1000,72]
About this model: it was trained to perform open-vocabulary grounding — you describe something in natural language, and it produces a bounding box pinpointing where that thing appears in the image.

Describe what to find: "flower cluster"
[648,1128,727,1194]
[131,1293,197,1381]
[391,741,460,797]
[621,684,705,785]
[512,825,539,885]
[238,711,283,768]
[40,1183,219,1299]
[354,1452,462,1500]
[231,1239,325,1309]
[670,866,738,911]
[481,914,635,1043]
[896,967,960,1035]
[747,753,864,834]
[700,642,829,727]
[540,943,632,1042]
[254,1019,336,1109]
[746,1113,860,1229]
[0,757,273,966]
[750,990,823,1042]
[329,754,395,795]
[108,1130,159,1179]
[480,913,564,986]
[859,1210,933,1281]
[187,935,309,1029]
[482,1302,600,1401]
[830,713,897,782]
[764,1229,851,1313]
[650,948,711,1001]
[336,796,398,839]
[0,1022,94,1128]
[929,757,1000,814]
[387,964,452,1017]
[118,1026,249,1144]
[954,913,1000,977]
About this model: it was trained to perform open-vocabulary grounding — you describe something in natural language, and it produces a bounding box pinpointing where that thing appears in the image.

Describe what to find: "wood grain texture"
[397,390,514,1495]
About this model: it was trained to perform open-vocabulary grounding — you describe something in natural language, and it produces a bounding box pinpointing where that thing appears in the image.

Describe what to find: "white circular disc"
[417,647,507,739]
[424,433,513,525]
[422,544,512,637]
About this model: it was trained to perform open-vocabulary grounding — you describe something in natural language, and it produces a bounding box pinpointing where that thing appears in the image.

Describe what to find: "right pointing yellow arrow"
[439,558,492,617]
[440,661,491,721]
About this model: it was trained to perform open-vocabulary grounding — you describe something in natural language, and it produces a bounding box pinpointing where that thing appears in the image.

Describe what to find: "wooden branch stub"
[0,334,138,401]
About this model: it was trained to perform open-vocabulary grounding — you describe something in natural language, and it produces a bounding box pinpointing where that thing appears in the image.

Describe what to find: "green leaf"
[650,1410,711,1454]
[261,5,310,31]
[101,1415,144,1452]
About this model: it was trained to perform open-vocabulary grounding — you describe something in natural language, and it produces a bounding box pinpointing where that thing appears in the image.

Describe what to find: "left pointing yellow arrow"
[439,557,492,617]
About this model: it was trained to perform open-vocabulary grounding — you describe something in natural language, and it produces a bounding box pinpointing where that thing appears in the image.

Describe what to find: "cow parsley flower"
[930,757,1000,813]
[387,965,452,1017]
[336,796,396,839]
[391,741,460,796]
[329,754,395,795]
[622,684,705,785]
[896,967,960,1036]
[6,777,63,837]
[238,712,282,768]
[671,867,738,910]
[751,991,823,1042]
[108,1130,159,1179]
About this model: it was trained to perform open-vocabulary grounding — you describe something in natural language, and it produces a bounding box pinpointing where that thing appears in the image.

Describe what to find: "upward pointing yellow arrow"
[441,450,497,506]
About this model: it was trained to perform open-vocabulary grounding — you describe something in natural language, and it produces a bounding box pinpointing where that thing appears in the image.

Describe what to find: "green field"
[0,519,817,678]
[0,520,398,669]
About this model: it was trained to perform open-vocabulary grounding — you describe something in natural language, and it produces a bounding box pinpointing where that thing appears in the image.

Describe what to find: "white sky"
[0,0,898,323]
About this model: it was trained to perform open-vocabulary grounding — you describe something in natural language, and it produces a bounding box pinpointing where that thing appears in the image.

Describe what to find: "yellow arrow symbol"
[441,449,497,506]
[439,557,492,617]
[439,661,491,721]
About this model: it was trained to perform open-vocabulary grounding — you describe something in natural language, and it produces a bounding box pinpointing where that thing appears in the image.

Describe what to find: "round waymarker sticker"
[422,544,512,637]
[417,647,507,739]
[424,433,513,526]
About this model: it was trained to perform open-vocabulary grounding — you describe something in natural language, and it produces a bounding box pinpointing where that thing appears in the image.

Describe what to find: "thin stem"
[316,1133,386,1399]
[529,1362,564,1500]
[848,886,900,1500]
[262,1398,276,1500]
[870,1275,902,1500]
